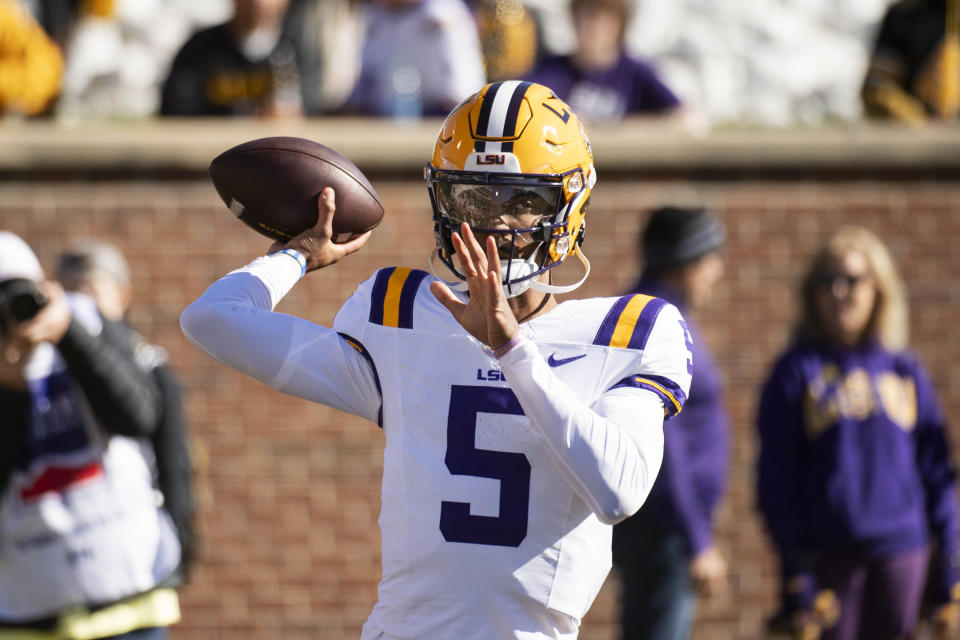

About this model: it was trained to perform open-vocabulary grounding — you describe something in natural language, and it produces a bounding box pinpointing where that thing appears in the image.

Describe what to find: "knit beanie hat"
[642,206,726,271]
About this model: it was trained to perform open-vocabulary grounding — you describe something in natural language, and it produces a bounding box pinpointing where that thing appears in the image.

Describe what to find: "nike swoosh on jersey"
[548,353,587,367]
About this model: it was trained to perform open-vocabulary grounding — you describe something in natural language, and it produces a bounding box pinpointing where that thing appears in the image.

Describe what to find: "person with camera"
[0,232,182,640]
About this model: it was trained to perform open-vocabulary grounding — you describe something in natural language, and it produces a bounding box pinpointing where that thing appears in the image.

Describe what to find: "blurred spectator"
[57,240,198,581]
[612,207,729,640]
[524,0,680,123]
[0,0,63,117]
[862,0,959,122]
[283,0,363,114]
[22,0,80,45]
[0,232,182,639]
[757,226,959,640]
[56,0,231,119]
[345,0,486,117]
[161,0,302,117]
[615,0,891,125]
[470,0,541,82]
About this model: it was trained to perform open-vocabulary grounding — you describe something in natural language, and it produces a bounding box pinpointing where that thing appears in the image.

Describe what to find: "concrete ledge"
[2,117,960,175]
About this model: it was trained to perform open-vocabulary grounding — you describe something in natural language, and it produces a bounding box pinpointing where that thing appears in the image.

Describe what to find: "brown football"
[208,136,384,242]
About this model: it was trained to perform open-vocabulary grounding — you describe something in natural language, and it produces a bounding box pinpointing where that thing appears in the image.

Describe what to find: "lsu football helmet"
[425,81,597,297]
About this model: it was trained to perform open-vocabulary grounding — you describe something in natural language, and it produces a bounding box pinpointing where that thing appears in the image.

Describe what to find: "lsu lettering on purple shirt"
[757,341,959,603]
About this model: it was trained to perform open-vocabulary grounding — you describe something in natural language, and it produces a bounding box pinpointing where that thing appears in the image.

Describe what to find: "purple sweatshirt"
[619,277,729,556]
[524,53,680,122]
[757,340,959,604]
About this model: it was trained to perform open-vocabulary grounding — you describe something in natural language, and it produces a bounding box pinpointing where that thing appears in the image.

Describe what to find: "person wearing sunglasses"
[757,225,959,640]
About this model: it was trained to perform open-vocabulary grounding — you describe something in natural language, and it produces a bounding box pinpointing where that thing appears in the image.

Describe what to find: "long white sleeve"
[180,254,381,424]
[498,338,665,525]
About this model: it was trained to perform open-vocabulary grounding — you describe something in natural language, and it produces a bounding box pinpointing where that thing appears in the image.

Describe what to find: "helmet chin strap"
[430,247,592,300]
[429,248,469,293]
[529,249,591,295]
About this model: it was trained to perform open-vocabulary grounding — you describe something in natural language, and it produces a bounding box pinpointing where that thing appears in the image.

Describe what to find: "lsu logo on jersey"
[476,368,506,381]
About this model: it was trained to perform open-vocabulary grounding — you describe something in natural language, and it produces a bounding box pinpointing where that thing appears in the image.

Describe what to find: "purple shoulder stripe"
[610,373,687,418]
[628,297,667,351]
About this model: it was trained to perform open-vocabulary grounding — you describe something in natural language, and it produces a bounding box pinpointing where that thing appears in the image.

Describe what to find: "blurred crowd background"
[2,0,958,127]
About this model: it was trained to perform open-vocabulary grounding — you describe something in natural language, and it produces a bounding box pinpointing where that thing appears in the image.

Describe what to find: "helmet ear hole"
[576,222,586,248]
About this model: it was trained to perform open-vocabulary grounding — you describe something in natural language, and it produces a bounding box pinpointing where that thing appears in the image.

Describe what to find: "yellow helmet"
[425,81,597,297]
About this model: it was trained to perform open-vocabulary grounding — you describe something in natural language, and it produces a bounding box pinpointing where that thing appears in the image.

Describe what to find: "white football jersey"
[181,256,692,640]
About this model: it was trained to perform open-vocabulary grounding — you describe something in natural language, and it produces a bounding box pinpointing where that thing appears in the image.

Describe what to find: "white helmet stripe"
[485,80,523,138]
[481,80,524,153]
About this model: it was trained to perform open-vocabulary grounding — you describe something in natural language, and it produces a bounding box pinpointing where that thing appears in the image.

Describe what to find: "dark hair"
[570,0,629,43]
[570,0,629,21]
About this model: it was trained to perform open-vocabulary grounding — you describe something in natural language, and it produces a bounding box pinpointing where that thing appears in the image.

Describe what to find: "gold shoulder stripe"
[609,295,655,349]
[382,267,413,328]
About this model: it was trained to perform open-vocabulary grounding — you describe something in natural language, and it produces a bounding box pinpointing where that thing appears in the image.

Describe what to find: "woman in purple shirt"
[757,225,959,640]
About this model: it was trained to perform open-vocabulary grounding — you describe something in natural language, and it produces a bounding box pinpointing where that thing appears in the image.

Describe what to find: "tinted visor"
[435,183,562,231]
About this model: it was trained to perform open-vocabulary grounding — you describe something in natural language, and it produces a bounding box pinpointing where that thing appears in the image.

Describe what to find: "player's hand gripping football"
[271,187,371,272]
[431,222,520,351]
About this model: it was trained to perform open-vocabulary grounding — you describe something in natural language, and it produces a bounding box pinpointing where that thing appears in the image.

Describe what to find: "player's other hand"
[430,222,519,351]
[270,187,371,272]
[690,545,727,598]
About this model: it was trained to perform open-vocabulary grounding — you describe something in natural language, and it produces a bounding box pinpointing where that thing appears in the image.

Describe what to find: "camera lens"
[10,291,46,321]
[0,279,48,329]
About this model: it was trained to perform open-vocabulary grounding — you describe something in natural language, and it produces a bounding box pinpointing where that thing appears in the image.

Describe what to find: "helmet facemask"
[426,164,591,297]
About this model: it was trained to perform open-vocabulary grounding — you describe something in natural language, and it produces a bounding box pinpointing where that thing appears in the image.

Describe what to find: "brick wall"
[1,174,957,640]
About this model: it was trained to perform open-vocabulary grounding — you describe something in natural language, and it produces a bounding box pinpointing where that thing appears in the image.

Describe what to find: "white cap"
[0,231,44,283]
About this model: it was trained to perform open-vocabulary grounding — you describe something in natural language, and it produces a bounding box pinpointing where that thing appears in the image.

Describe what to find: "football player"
[181,81,692,639]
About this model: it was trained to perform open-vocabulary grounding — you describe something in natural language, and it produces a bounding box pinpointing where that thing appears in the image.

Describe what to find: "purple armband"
[483,332,528,359]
